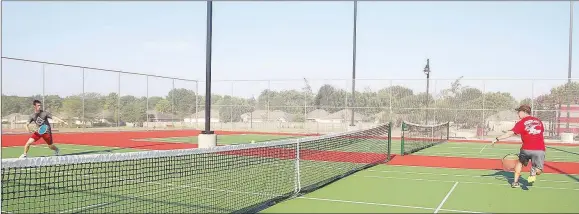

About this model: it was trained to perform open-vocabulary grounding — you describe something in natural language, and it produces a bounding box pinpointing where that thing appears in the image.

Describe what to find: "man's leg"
[512,151,530,188]
[43,132,59,156]
[527,150,546,185]
[20,133,41,158]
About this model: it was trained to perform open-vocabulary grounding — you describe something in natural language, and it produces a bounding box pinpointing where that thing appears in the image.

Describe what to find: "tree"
[155,99,171,113]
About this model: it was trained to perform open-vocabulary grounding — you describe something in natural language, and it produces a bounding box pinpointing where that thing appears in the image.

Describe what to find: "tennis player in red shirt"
[491,104,546,188]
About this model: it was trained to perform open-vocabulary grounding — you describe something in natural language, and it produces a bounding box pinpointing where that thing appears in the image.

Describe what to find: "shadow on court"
[481,170,530,190]
[544,163,579,183]
[546,146,579,156]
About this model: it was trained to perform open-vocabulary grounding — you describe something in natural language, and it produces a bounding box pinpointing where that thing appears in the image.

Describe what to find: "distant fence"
[2,57,579,140]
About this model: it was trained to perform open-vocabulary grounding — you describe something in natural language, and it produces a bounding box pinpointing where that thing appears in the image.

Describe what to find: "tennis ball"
[251,140,256,144]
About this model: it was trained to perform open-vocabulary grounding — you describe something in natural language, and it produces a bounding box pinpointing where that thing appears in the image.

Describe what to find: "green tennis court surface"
[2,131,578,213]
[1,144,143,159]
[264,165,579,213]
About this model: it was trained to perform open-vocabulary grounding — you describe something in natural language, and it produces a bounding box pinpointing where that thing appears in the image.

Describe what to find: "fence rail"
[2,57,578,141]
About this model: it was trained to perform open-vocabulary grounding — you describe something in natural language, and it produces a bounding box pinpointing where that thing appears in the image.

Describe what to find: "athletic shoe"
[19,154,27,158]
[527,175,536,185]
[511,182,520,188]
[54,148,60,156]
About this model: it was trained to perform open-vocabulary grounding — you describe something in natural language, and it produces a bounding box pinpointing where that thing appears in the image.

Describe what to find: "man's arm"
[496,131,516,141]
[47,112,68,125]
[25,117,34,133]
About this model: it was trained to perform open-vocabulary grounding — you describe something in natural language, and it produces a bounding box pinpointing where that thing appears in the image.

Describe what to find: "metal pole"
[172,79,175,129]
[146,76,149,130]
[566,0,574,131]
[425,59,430,125]
[350,0,358,127]
[203,0,214,134]
[117,73,121,130]
[195,81,199,129]
[82,68,85,132]
[42,64,45,111]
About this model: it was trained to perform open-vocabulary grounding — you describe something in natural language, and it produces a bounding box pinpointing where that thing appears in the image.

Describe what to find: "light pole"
[423,59,431,125]
[566,1,574,132]
[350,0,358,127]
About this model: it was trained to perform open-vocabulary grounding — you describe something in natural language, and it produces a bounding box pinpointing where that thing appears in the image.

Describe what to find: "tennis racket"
[501,153,519,171]
[30,124,49,134]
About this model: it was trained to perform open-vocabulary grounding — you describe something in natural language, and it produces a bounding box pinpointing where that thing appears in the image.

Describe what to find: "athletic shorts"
[519,149,545,174]
[30,132,53,145]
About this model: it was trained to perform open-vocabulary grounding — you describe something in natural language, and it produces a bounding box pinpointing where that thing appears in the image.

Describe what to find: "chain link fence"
[1,57,199,133]
[2,57,578,140]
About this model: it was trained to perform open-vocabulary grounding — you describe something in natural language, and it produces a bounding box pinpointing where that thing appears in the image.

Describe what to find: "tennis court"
[2,123,579,213]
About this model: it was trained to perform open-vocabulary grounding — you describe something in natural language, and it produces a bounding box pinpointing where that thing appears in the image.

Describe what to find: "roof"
[241,110,294,121]
[324,109,367,120]
[307,109,329,119]
[486,110,519,122]
[191,109,220,118]
[147,110,178,120]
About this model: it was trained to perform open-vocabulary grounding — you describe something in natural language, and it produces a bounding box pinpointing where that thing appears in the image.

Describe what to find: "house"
[184,109,220,123]
[2,113,30,124]
[240,110,294,123]
[557,104,579,135]
[485,110,519,133]
[147,110,181,122]
[318,109,368,124]
[306,109,329,122]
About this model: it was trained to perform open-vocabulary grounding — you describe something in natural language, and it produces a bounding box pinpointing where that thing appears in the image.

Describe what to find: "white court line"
[415,151,574,161]
[478,144,488,153]
[357,175,579,191]
[366,169,579,184]
[299,196,483,213]
[434,182,458,213]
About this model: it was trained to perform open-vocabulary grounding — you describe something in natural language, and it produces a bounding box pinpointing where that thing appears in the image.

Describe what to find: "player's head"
[32,100,42,112]
[515,104,531,119]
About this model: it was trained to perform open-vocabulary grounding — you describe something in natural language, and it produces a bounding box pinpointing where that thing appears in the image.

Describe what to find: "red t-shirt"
[511,116,546,151]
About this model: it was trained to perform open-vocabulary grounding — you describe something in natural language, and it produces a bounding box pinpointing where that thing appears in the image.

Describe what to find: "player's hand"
[491,137,498,147]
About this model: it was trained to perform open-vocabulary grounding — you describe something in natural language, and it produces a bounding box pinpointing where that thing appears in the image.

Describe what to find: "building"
[306,109,329,122]
[556,104,579,135]
[185,109,220,123]
[240,110,294,123]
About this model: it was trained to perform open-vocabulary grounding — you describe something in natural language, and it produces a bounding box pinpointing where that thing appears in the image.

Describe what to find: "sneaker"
[527,175,536,185]
[19,154,27,158]
[54,148,60,156]
[511,182,520,188]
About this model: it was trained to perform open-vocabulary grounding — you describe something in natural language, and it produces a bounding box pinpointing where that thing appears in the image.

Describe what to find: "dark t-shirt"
[29,110,52,129]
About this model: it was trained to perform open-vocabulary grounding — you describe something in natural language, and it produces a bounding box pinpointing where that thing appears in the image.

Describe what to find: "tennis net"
[2,123,391,213]
[400,121,449,155]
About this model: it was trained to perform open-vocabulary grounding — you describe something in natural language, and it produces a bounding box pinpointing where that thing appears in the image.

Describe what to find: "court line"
[59,186,181,213]
[55,172,480,213]
[357,175,579,191]
[434,182,458,213]
[413,152,574,161]
[366,169,579,184]
[299,196,483,213]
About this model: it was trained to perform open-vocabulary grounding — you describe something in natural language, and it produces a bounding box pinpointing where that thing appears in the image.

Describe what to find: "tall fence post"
[82,68,85,132]
[42,64,46,111]
[195,80,199,129]
[481,79,486,139]
[146,76,149,131]
[172,78,175,129]
[117,72,121,131]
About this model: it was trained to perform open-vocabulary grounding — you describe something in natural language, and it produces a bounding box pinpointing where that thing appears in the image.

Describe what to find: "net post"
[294,139,301,194]
[401,121,405,155]
[387,122,392,161]
[446,122,450,141]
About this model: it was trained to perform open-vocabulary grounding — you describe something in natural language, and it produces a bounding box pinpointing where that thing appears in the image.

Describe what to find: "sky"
[1,1,578,100]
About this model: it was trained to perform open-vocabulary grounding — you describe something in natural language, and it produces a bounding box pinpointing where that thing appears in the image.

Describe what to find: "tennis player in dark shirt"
[20,100,67,158]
